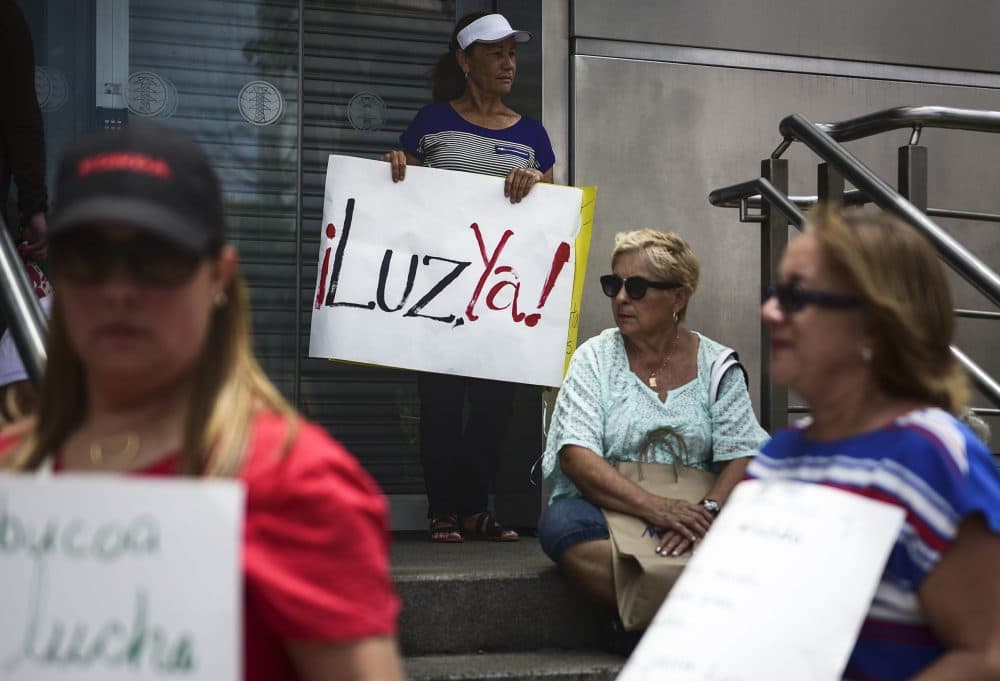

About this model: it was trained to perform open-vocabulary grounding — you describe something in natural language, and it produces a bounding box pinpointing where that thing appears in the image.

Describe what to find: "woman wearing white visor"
[382,11,555,543]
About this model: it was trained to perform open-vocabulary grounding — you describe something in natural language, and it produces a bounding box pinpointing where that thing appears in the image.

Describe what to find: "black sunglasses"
[764,283,860,314]
[52,230,206,287]
[600,274,682,300]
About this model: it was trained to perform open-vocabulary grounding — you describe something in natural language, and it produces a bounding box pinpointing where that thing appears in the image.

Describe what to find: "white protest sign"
[618,480,905,681]
[308,155,586,387]
[0,474,244,681]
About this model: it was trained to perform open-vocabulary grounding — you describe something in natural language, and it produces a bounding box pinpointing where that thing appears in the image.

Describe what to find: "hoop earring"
[672,311,679,323]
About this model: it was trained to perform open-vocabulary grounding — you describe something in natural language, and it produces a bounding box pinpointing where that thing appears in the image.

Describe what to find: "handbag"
[602,458,717,631]
[600,350,744,630]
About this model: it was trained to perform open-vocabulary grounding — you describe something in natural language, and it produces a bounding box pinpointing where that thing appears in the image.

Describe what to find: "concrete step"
[405,651,625,681]
[391,534,611,656]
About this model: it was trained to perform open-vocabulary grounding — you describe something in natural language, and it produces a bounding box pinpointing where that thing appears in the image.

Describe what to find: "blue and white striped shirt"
[400,102,554,178]
[746,408,1000,681]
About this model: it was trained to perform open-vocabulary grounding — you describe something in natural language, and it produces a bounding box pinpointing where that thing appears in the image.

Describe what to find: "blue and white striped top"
[400,102,554,178]
[746,408,1000,681]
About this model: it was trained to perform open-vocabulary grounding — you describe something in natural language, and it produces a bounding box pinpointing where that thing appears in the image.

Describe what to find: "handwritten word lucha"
[4,585,197,674]
[314,198,570,328]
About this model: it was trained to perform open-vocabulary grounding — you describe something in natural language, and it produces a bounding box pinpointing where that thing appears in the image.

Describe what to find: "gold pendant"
[649,376,657,389]
[89,432,141,464]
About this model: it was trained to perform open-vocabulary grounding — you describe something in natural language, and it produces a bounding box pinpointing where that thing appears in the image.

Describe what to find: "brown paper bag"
[602,460,716,631]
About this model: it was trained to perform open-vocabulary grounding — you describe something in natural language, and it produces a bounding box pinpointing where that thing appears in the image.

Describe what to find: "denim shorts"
[537,496,610,564]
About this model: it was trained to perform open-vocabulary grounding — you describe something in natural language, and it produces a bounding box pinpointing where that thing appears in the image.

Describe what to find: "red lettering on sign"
[466,223,514,322]
[485,265,526,322]
[523,241,571,327]
[315,223,336,309]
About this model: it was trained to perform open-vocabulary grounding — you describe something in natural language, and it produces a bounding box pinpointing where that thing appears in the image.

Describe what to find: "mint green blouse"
[542,328,769,503]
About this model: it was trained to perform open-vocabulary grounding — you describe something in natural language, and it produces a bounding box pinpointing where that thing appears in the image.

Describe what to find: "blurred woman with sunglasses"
[537,229,767,606]
[1,126,403,681]
[749,205,1000,681]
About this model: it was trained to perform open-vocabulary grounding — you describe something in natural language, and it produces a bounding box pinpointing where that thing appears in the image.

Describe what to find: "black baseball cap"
[50,124,225,253]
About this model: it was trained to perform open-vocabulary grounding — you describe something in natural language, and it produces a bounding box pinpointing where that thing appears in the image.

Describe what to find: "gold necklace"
[89,432,141,464]
[648,329,680,389]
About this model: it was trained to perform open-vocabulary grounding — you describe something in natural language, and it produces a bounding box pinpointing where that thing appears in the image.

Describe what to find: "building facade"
[15,0,1000,527]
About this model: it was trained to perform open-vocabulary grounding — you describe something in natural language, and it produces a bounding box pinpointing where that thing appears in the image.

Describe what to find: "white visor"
[456,14,531,50]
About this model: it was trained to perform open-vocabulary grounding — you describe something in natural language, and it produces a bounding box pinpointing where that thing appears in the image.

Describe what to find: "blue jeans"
[538,497,609,564]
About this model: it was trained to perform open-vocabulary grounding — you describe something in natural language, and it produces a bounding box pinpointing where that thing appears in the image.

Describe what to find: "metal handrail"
[720,193,1000,226]
[778,113,1000,312]
[0,216,46,386]
[707,178,806,227]
[779,114,1000,409]
[772,106,1000,154]
[951,345,1000,409]
[710,107,1000,418]
[956,309,1000,320]
[927,207,1000,223]
[711,188,868,211]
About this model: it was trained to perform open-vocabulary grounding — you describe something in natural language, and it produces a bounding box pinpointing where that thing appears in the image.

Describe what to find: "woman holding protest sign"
[537,230,767,619]
[748,205,1000,680]
[1,125,403,681]
[381,11,555,543]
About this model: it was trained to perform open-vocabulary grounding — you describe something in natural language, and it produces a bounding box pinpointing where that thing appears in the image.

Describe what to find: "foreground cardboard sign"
[309,155,595,386]
[0,474,244,681]
[618,480,905,681]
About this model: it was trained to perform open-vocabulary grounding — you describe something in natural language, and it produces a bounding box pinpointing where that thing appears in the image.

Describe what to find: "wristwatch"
[699,498,720,516]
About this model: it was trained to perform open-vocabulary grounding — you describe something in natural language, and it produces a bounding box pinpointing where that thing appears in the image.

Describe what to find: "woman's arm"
[287,636,403,681]
[908,515,1000,680]
[379,149,423,182]
[560,444,713,540]
[704,456,751,505]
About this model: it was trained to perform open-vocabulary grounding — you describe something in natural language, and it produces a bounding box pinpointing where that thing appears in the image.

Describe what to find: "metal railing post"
[898,145,929,211]
[817,162,845,203]
[760,158,789,432]
[0,217,46,386]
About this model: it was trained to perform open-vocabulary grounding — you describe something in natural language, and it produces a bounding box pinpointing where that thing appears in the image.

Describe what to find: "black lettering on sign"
[376,251,419,313]
[403,256,471,324]
[324,198,375,310]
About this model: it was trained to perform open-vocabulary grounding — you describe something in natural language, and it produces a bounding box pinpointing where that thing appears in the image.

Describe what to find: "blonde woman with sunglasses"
[538,229,767,617]
[749,206,1000,680]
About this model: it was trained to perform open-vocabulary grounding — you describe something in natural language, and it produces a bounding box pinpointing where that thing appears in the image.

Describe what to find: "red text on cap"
[78,152,173,180]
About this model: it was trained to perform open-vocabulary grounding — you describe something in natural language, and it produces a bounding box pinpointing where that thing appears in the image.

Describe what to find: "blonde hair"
[959,408,991,445]
[612,229,700,320]
[5,269,296,476]
[808,204,969,413]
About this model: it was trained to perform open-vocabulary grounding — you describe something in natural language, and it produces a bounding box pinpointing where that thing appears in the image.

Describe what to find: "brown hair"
[808,204,969,413]
[612,229,700,321]
[428,10,490,102]
[5,267,297,476]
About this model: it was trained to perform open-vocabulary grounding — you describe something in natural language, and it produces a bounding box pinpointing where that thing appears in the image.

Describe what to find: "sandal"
[430,514,463,543]
[462,511,519,542]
